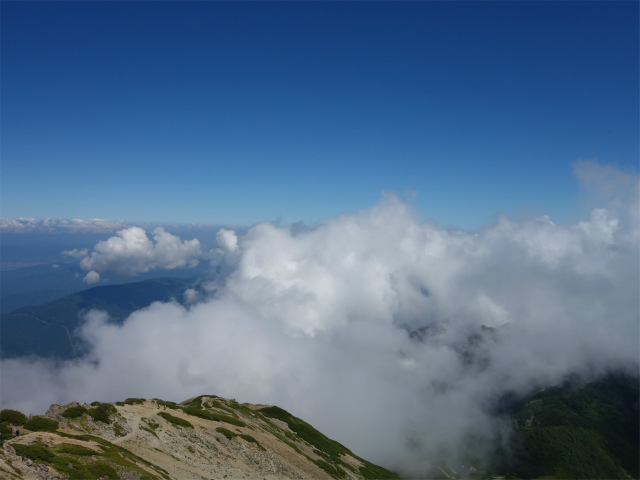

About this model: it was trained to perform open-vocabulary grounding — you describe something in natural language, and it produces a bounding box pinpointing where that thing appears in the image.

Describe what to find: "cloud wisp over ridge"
[1,161,638,476]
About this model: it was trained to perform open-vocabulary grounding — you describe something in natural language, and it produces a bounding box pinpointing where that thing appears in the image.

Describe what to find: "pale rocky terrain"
[0,395,399,480]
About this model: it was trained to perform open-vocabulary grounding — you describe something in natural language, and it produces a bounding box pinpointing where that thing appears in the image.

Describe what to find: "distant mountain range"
[1,277,197,359]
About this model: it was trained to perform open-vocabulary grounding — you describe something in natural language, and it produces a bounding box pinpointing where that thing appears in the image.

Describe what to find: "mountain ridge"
[1,394,401,480]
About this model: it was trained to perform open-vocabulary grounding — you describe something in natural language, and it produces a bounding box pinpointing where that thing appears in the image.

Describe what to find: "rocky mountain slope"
[0,395,400,480]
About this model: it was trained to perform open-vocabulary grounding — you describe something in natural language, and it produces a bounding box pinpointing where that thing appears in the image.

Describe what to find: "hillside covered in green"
[0,277,196,359]
[492,372,639,479]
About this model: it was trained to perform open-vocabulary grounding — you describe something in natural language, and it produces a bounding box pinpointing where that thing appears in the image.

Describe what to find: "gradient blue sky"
[2,1,638,231]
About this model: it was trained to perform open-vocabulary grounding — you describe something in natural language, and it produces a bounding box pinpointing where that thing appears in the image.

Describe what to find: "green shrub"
[24,416,59,432]
[62,405,88,419]
[216,427,237,440]
[260,406,349,459]
[123,398,145,405]
[113,423,126,437]
[13,443,55,462]
[88,462,119,479]
[0,422,13,440]
[239,433,265,450]
[142,418,159,430]
[183,407,246,427]
[154,399,179,409]
[228,402,255,416]
[0,409,27,425]
[314,458,346,478]
[158,412,193,429]
[87,403,116,423]
[183,396,204,408]
[208,400,239,416]
[56,443,97,456]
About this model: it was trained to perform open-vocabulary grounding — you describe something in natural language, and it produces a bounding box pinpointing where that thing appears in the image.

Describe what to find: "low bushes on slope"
[14,441,125,480]
[61,405,88,419]
[23,416,59,432]
[260,406,401,479]
[87,403,116,423]
[13,443,56,463]
[182,406,246,427]
[158,411,193,429]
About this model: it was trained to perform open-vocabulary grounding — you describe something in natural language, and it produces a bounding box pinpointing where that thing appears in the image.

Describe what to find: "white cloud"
[216,228,239,253]
[1,162,638,477]
[79,226,202,276]
[83,271,100,284]
[61,248,89,259]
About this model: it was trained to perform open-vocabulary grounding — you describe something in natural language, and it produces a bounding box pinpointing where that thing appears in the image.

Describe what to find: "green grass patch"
[314,458,347,478]
[140,424,159,437]
[183,396,204,408]
[158,411,193,429]
[123,397,146,405]
[13,443,56,462]
[260,405,401,479]
[88,462,119,479]
[228,402,255,417]
[56,432,169,480]
[56,443,98,456]
[23,416,59,432]
[216,427,237,440]
[260,406,350,459]
[182,407,246,427]
[239,433,265,450]
[208,400,239,416]
[142,417,160,430]
[113,423,126,437]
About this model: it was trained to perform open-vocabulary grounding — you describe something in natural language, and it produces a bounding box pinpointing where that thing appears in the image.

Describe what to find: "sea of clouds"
[1,161,638,476]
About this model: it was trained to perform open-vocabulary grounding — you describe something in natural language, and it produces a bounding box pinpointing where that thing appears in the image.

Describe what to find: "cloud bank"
[0,217,130,233]
[1,162,638,477]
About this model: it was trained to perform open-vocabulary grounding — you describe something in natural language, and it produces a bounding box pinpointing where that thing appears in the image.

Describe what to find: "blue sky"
[2,1,638,231]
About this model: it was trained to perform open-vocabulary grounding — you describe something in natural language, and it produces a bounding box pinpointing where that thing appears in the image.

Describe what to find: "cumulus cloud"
[216,228,239,253]
[1,162,638,477]
[79,226,202,276]
[83,270,100,284]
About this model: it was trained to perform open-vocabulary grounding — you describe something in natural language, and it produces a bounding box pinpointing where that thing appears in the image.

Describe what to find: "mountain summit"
[0,395,400,480]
